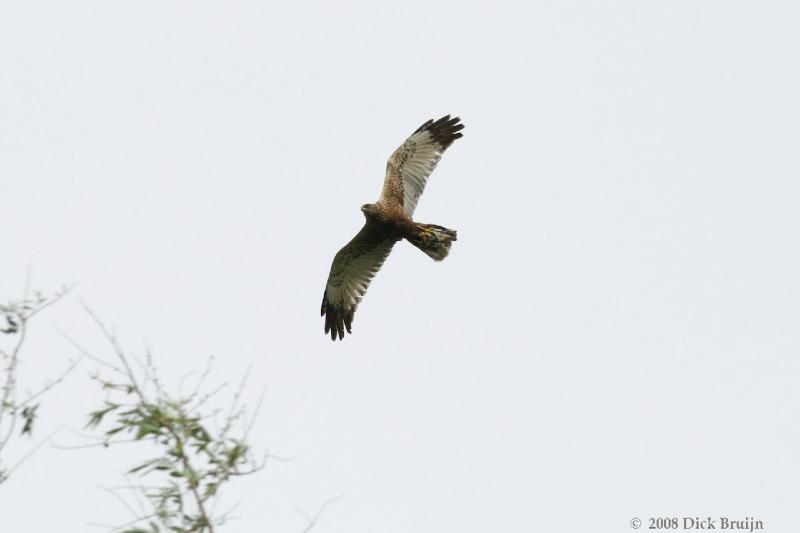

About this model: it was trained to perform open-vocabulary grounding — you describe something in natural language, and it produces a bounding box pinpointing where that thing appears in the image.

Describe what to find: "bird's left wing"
[321,221,398,341]
[379,115,464,217]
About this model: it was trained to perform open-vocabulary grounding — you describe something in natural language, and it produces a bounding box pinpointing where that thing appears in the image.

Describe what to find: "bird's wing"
[321,221,398,340]
[379,115,464,217]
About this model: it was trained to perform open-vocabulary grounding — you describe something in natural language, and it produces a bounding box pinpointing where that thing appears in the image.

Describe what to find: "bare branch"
[17,355,83,409]
[86,512,159,533]
[58,328,125,375]
[295,494,345,533]
[0,285,76,484]
[2,426,63,482]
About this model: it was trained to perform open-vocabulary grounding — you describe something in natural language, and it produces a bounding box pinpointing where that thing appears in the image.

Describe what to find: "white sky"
[1,1,799,531]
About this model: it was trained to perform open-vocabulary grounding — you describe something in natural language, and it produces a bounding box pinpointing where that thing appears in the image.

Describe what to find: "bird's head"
[361,203,378,217]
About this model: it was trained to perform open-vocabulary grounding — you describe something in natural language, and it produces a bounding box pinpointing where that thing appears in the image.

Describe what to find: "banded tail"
[408,223,457,261]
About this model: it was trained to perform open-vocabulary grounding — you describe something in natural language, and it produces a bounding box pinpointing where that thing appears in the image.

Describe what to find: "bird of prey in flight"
[321,115,464,340]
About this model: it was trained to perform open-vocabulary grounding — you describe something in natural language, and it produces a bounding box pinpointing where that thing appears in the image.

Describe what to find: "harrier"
[321,115,464,340]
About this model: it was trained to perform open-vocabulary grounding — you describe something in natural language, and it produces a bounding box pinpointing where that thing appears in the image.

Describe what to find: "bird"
[321,115,464,341]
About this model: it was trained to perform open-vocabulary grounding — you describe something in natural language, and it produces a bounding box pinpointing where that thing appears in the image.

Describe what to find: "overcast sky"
[1,1,799,532]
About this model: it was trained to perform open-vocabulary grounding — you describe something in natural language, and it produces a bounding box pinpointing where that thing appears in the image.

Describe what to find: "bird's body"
[321,115,464,340]
[360,202,412,236]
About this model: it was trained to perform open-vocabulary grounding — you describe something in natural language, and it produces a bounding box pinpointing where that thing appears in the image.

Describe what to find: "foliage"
[77,309,266,533]
[0,286,77,484]
[2,289,336,531]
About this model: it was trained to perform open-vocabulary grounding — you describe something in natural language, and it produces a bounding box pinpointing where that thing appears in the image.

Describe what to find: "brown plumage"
[321,115,464,341]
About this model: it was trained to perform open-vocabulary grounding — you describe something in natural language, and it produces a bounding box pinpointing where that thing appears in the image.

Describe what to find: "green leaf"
[105,425,127,436]
[1,315,18,334]
[20,404,39,436]
[128,459,159,474]
[190,425,211,444]
[86,402,120,429]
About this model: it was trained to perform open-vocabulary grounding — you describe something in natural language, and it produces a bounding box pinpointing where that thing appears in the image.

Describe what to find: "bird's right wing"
[321,221,397,340]
[379,115,464,217]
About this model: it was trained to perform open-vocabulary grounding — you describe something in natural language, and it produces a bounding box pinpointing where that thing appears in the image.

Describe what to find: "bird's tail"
[408,223,457,261]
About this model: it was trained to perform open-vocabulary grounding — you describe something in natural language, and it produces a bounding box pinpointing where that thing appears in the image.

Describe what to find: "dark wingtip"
[419,115,465,149]
[413,118,435,134]
[322,298,354,341]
